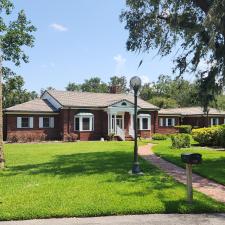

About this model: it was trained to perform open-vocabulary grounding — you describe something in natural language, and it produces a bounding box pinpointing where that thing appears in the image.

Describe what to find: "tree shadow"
[0,151,161,182]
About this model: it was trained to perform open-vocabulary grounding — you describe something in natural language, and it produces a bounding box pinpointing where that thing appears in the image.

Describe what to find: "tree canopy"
[120,0,225,101]
[3,75,38,108]
[0,0,36,168]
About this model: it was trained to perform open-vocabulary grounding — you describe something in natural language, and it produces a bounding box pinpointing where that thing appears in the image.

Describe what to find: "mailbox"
[181,153,202,165]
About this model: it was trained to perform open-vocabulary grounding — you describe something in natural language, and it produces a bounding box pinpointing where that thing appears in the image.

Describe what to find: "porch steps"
[114,135,134,141]
[125,135,134,141]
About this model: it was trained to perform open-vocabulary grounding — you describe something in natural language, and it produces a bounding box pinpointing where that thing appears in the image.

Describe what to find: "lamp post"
[130,76,142,174]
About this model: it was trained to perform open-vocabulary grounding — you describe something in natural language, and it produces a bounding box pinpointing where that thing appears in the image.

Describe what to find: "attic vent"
[121,102,127,106]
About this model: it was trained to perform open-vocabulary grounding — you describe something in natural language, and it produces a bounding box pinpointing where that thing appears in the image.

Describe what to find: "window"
[74,113,94,131]
[22,117,29,128]
[137,114,151,130]
[159,118,175,127]
[211,118,219,126]
[17,117,33,128]
[121,102,127,106]
[82,117,90,131]
[39,117,54,128]
[43,117,50,128]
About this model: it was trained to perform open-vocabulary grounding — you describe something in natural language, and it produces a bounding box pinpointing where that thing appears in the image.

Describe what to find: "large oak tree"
[0,0,36,168]
[121,0,225,109]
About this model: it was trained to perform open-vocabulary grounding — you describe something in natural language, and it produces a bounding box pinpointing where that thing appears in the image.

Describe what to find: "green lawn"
[153,139,225,185]
[0,141,224,221]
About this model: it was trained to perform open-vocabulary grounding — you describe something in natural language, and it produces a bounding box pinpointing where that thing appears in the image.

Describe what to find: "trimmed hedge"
[171,134,191,149]
[152,133,167,140]
[175,125,192,134]
[192,125,225,147]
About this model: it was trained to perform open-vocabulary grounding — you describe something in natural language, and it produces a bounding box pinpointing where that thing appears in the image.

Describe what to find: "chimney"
[109,85,122,94]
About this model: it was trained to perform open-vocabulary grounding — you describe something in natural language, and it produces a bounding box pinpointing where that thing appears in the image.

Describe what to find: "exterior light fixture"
[130,76,142,174]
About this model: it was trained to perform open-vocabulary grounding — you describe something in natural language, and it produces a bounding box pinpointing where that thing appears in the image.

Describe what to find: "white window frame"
[39,117,54,128]
[159,117,175,127]
[138,114,151,130]
[211,117,219,126]
[17,117,33,129]
[74,114,94,132]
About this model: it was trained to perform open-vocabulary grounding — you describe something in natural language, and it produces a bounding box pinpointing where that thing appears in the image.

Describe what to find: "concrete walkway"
[0,214,225,225]
[139,143,225,203]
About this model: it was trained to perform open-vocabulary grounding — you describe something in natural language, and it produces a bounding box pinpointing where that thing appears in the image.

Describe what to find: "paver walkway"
[138,143,225,203]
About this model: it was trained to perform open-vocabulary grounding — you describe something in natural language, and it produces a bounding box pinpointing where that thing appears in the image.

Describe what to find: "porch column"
[114,113,117,134]
[130,112,134,130]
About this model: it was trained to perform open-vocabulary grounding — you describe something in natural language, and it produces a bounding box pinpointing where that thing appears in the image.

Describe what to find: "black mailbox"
[181,153,202,165]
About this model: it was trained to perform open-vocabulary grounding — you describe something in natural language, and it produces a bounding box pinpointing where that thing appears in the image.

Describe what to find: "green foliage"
[152,133,167,140]
[66,76,128,94]
[121,1,225,108]
[139,75,199,108]
[0,1,36,77]
[66,82,82,92]
[3,75,38,108]
[192,126,225,147]
[109,76,128,93]
[171,134,191,149]
[150,96,178,109]
[81,77,108,93]
[175,125,192,134]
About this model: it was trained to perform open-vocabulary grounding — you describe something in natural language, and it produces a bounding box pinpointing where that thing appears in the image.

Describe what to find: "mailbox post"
[181,153,202,203]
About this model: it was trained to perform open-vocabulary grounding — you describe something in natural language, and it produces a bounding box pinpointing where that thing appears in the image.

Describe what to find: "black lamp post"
[130,76,142,174]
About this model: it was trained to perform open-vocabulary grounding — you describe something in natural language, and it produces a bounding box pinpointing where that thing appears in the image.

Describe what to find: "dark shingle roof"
[46,90,159,110]
[5,99,58,113]
[159,107,225,116]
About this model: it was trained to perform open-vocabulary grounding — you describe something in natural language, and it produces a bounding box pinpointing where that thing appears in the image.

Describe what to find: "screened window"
[21,118,29,128]
[39,117,54,128]
[159,118,175,127]
[82,117,90,131]
[17,117,33,129]
[74,113,94,131]
[137,114,151,130]
[43,117,50,128]
[211,118,219,126]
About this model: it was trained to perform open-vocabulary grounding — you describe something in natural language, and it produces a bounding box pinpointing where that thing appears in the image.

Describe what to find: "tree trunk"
[0,56,5,169]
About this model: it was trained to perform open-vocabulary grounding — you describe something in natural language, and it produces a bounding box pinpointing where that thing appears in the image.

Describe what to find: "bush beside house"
[152,133,167,140]
[171,134,191,149]
[175,125,192,134]
[192,125,225,147]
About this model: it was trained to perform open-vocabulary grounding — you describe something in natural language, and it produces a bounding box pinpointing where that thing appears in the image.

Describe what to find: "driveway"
[0,214,225,225]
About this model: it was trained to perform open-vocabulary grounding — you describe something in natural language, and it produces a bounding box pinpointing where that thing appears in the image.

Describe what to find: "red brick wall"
[4,114,60,140]
[157,116,180,134]
[60,109,108,141]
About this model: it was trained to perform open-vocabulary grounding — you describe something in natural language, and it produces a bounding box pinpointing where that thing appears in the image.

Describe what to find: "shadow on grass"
[1,151,163,182]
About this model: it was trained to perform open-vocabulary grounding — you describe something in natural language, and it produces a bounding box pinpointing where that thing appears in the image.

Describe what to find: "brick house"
[4,90,159,141]
[158,107,225,134]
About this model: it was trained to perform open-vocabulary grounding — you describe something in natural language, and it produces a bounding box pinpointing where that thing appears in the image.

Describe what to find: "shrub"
[64,133,78,142]
[192,126,221,146]
[175,125,192,134]
[171,134,191,149]
[7,134,18,143]
[152,133,167,140]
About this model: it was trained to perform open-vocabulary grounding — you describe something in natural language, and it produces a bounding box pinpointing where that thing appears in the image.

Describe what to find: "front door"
[111,115,124,133]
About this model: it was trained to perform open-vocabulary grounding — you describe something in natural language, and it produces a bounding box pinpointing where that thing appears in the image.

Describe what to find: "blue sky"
[11,0,179,93]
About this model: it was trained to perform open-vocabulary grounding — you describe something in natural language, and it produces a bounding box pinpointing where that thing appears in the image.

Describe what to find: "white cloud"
[141,75,150,84]
[50,23,68,32]
[113,54,126,74]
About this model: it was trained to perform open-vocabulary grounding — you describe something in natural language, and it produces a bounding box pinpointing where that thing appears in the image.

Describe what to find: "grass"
[153,139,225,185]
[0,141,224,221]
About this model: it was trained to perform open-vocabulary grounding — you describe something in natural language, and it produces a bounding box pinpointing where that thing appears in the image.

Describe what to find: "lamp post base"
[130,162,143,175]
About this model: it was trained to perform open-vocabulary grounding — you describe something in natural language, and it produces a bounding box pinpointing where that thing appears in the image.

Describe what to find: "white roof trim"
[76,112,94,116]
